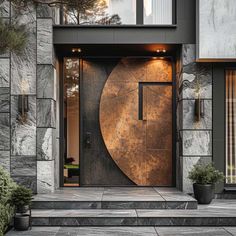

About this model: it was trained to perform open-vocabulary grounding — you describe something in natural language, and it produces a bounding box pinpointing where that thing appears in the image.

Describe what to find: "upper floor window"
[62,0,174,25]
[64,0,136,25]
[144,0,173,25]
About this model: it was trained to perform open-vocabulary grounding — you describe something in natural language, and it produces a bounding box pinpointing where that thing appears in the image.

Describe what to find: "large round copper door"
[100,58,173,186]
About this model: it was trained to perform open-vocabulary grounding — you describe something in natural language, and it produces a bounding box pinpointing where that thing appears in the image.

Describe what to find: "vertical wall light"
[18,79,29,123]
[194,79,204,122]
[194,98,204,122]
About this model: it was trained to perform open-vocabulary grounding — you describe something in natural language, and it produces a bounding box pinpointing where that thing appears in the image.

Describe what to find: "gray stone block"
[37,18,53,64]
[37,99,56,128]
[0,58,10,87]
[37,128,55,161]
[36,3,52,18]
[181,130,212,156]
[0,151,10,172]
[0,113,10,150]
[11,6,36,95]
[0,0,10,17]
[11,96,36,155]
[12,176,37,193]
[0,87,10,112]
[11,156,36,176]
[182,99,212,129]
[37,65,55,99]
[37,160,54,193]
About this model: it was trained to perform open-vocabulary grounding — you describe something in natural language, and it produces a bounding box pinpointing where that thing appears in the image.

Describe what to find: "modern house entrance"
[60,54,175,187]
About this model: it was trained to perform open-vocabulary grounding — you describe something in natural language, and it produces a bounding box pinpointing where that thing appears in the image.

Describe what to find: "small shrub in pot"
[188,163,224,204]
[11,186,33,231]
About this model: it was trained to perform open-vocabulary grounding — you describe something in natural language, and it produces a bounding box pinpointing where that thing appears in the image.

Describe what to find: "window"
[62,0,174,25]
[64,0,136,25]
[225,70,236,184]
[63,58,80,186]
[144,0,173,25]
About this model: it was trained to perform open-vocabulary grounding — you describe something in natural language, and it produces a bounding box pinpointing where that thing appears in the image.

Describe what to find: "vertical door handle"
[85,132,91,148]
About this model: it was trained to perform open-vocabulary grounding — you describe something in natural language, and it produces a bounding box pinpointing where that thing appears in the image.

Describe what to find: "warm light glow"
[72,48,81,53]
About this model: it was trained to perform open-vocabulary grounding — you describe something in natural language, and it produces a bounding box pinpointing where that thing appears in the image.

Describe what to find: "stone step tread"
[32,187,196,203]
[31,208,236,218]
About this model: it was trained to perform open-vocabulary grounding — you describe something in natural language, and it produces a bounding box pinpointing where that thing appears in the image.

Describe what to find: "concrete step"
[32,187,197,210]
[31,207,236,226]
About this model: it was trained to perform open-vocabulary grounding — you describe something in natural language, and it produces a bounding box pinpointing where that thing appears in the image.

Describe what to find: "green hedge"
[0,166,17,236]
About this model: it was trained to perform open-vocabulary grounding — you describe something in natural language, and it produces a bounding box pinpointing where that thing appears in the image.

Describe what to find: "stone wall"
[0,1,57,193]
[176,44,213,193]
[198,0,236,60]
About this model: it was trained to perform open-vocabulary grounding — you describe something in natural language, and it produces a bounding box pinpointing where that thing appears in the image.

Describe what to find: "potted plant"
[188,163,224,204]
[11,185,33,231]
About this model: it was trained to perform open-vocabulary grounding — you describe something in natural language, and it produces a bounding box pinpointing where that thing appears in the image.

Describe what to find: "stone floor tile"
[155,227,231,236]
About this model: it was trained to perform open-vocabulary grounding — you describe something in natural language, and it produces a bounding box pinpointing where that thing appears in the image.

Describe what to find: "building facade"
[0,0,235,194]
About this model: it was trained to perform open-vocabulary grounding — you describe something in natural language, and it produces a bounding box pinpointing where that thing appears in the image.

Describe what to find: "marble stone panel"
[181,156,212,193]
[0,87,9,112]
[37,128,55,161]
[12,176,37,193]
[0,58,10,87]
[36,3,52,18]
[37,65,55,99]
[0,151,10,172]
[37,19,53,64]
[11,96,36,155]
[0,113,10,150]
[180,44,212,99]
[181,131,212,156]
[37,160,55,193]
[37,99,56,128]
[182,99,212,129]
[11,5,36,95]
[183,44,196,66]
[199,0,236,59]
[181,63,212,99]
[0,0,10,17]
[11,156,36,176]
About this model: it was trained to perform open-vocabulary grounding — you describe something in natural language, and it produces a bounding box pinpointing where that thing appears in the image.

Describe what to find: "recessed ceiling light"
[72,48,81,53]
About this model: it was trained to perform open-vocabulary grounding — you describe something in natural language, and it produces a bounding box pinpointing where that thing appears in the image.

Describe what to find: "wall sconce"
[194,98,204,121]
[18,95,29,122]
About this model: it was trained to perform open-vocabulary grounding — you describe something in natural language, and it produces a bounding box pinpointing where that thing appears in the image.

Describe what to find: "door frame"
[60,56,176,187]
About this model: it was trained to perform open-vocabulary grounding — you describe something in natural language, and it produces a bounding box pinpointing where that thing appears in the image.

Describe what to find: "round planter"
[16,205,29,213]
[14,214,30,231]
[193,183,214,204]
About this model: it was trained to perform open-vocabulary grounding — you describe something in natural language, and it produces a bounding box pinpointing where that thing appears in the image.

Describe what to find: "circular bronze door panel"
[100,58,173,186]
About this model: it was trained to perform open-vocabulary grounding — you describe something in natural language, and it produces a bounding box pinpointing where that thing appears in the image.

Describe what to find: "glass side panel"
[63,0,136,25]
[226,70,236,184]
[63,58,80,186]
[144,0,173,25]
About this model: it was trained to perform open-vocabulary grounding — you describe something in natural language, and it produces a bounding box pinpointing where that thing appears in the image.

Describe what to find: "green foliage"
[11,185,33,208]
[0,18,27,55]
[0,203,14,236]
[0,166,16,236]
[0,165,17,204]
[188,163,225,185]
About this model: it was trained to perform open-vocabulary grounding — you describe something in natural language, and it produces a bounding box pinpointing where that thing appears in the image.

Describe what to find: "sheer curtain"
[226,70,236,184]
[144,0,173,25]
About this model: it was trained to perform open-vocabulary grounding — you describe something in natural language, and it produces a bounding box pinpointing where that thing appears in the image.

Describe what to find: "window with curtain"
[144,0,173,25]
[226,70,236,184]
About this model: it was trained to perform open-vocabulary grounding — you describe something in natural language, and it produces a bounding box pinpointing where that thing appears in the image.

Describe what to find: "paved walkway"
[6,226,236,235]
